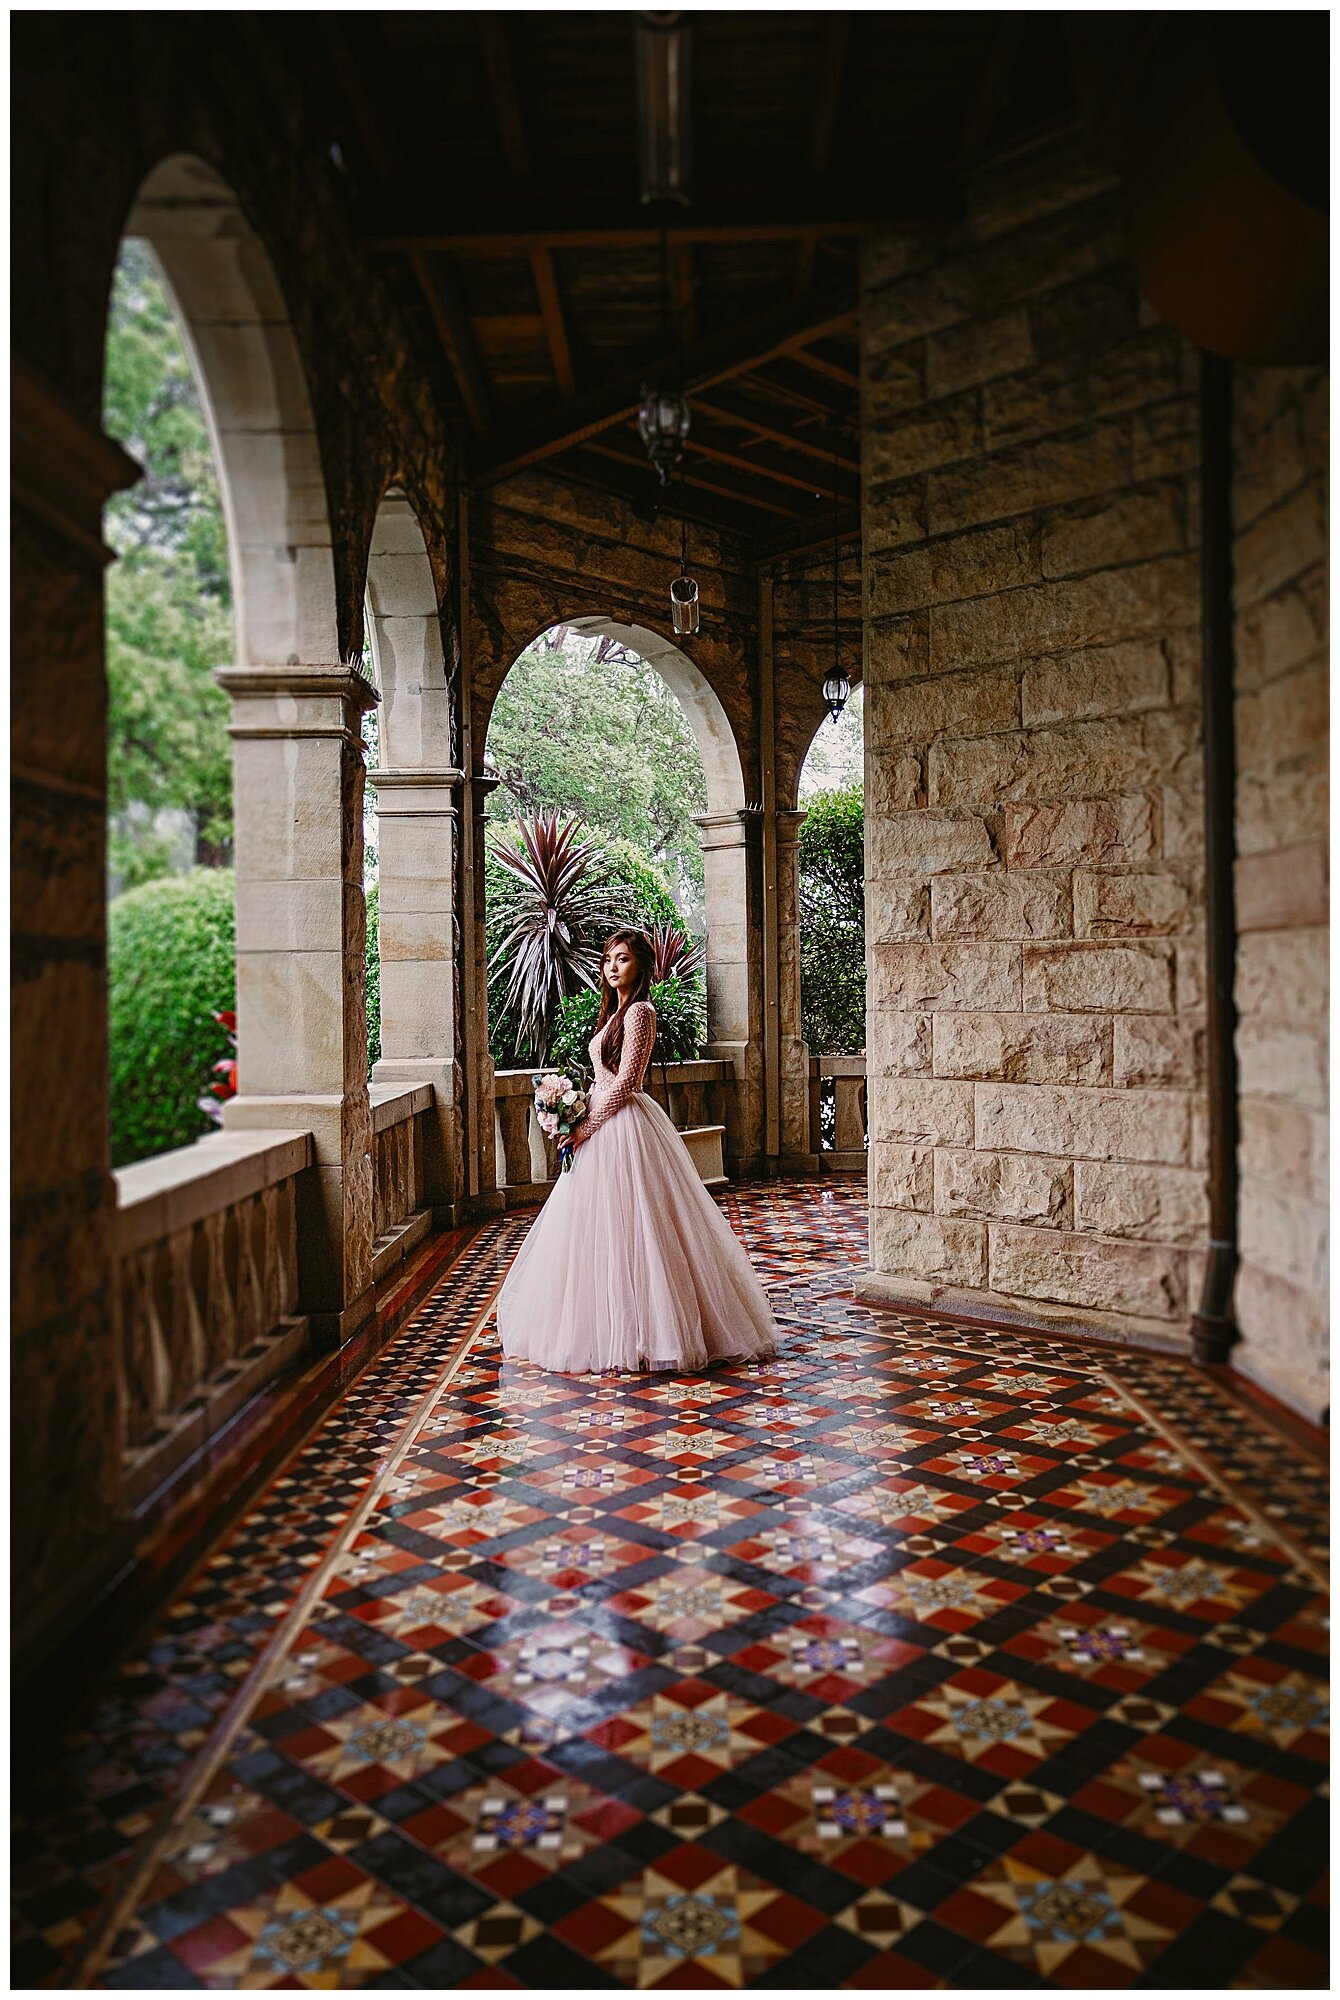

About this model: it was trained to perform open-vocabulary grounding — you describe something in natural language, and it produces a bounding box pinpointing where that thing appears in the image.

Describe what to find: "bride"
[496,927,780,1374]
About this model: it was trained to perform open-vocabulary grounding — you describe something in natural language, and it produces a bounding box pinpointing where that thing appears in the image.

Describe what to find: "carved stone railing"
[809,1054,868,1169]
[494,1059,734,1203]
[370,1082,434,1283]
[114,1128,313,1505]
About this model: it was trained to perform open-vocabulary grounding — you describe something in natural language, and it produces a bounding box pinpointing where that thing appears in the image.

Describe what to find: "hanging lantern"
[823,668,851,723]
[824,416,849,723]
[638,382,690,484]
[670,571,700,636]
[670,513,699,634]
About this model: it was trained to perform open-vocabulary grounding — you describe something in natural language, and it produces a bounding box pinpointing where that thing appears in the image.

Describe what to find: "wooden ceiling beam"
[692,396,860,472]
[670,242,697,349]
[798,14,852,290]
[473,289,857,483]
[478,17,531,181]
[553,450,761,544]
[752,505,862,566]
[530,248,576,400]
[410,250,493,437]
[786,345,860,389]
[736,365,848,424]
[583,439,796,518]
[365,182,959,254]
[687,423,857,501]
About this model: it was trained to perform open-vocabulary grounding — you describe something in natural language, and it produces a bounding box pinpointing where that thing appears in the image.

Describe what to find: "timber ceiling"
[305,10,1078,555]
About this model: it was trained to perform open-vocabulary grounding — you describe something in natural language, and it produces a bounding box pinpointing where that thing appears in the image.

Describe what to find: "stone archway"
[364,489,464,1217]
[125,152,376,1341]
[486,613,765,1173]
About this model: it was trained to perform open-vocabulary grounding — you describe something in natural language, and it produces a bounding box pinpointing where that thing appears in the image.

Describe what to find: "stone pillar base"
[852,1268,1194,1357]
[308,1287,376,1352]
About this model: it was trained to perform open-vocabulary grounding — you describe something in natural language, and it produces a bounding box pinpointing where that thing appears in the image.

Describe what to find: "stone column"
[370,769,464,1221]
[12,357,141,1669]
[776,807,819,1171]
[218,663,379,1347]
[693,807,765,1175]
[464,770,504,1212]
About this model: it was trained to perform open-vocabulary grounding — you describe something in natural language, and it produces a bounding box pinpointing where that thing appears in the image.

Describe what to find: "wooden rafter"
[582,439,796,518]
[478,16,530,181]
[473,291,857,483]
[410,250,492,437]
[364,180,958,254]
[692,396,860,472]
[530,249,576,400]
[798,13,852,291]
[786,345,859,390]
[752,505,862,565]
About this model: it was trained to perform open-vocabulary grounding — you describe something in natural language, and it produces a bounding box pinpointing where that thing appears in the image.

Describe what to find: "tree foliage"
[103,240,233,888]
[799,784,866,1056]
[108,869,236,1166]
[484,629,708,922]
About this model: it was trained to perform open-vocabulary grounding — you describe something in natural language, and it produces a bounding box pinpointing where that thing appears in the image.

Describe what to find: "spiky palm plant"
[487,810,625,1064]
[648,919,706,984]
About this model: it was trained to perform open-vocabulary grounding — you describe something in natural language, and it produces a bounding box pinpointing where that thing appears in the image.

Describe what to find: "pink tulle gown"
[496,998,780,1373]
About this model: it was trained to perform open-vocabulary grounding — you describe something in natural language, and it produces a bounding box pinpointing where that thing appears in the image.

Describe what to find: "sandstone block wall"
[861,140,1209,1339]
[1232,369,1329,1420]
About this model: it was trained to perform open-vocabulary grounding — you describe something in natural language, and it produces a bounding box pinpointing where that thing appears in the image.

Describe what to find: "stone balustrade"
[370,1083,436,1284]
[809,1055,868,1169]
[494,1060,734,1202]
[114,1129,314,1505]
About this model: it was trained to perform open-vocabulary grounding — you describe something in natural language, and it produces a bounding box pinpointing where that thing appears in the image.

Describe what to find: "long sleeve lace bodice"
[579,1000,656,1142]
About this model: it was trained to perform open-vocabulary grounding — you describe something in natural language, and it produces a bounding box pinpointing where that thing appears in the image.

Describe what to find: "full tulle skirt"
[496,1090,779,1373]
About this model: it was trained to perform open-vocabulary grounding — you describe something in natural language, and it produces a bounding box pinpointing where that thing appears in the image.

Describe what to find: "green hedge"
[108,868,236,1166]
[799,784,866,1055]
[547,976,707,1081]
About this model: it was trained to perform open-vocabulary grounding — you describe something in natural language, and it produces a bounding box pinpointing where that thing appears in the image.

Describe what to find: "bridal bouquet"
[532,1071,588,1172]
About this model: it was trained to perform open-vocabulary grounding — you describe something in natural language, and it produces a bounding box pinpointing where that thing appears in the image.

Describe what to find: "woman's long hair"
[594,928,656,1071]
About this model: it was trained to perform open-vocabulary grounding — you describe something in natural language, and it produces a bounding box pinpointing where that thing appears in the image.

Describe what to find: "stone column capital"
[775,807,809,844]
[691,806,763,852]
[216,663,380,744]
[369,768,464,817]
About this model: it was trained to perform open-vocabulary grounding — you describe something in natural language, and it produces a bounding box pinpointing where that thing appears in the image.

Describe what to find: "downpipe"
[1189,350,1240,1365]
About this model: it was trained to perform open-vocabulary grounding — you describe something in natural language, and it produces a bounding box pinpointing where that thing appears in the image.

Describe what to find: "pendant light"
[637,226,690,485]
[823,418,850,723]
[670,508,699,635]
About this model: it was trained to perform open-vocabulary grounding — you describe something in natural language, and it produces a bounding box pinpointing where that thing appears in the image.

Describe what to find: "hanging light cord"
[832,419,841,688]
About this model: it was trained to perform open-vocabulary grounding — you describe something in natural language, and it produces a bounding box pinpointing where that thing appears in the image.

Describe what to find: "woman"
[496,927,779,1374]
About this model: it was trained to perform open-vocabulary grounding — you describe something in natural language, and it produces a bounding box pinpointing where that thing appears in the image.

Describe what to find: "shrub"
[108,868,236,1166]
[547,976,707,1083]
[484,820,687,1065]
[799,784,866,1055]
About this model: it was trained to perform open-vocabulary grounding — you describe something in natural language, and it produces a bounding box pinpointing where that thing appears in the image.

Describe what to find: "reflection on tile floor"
[12,1182,1328,1989]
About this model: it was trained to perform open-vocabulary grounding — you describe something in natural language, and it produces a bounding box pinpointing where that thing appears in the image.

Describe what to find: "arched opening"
[112,153,373,1338]
[796,681,867,1163]
[482,615,749,1056]
[362,489,463,1214]
[481,614,756,1185]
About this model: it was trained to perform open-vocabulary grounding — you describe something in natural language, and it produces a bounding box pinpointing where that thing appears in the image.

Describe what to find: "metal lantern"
[670,570,700,636]
[637,382,690,484]
[823,668,850,724]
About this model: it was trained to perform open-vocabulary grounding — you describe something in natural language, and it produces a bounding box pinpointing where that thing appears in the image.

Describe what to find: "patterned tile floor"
[13,1182,1329,1989]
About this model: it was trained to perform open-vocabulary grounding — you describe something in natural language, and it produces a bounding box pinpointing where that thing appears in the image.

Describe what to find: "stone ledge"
[851,1266,1193,1357]
[114,1129,314,1255]
[369,1081,433,1133]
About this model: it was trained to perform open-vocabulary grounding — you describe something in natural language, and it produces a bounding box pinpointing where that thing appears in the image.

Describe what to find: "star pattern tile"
[10,1180,1328,1990]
